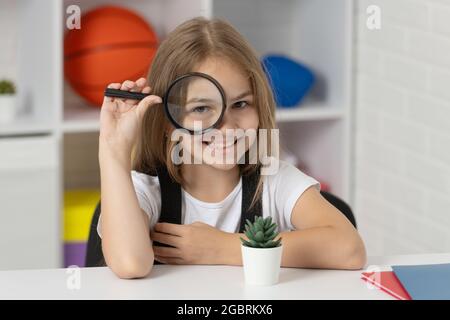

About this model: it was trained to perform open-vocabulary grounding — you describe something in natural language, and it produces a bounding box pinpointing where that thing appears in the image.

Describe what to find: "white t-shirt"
[97,160,320,238]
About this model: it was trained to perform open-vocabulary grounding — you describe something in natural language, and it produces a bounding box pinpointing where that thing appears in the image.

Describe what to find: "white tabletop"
[1,253,449,300]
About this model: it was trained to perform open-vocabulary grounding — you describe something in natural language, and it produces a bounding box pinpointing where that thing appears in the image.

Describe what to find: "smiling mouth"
[202,137,239,149]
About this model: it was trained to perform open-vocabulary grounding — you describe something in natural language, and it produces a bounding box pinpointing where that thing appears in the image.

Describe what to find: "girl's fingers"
[152,232,182,248]
[142,86,151,94]
[108,83,121,89]
[122,78,146,92]
[129,79,142,92]
[120,80,135,91]
[135,77,147,90]
[123,80,139,105]
[135,95,162,119]
[106,80,149,106]
[153,245,181,258]
[103,83,121,104]
[132,78,149,106]
[154,256,183,265]
[118,80,135,105]
[125,80,145,104]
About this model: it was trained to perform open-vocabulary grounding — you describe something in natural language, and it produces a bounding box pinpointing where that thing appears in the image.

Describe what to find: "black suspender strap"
[240,166,263,232]
[155,166,182,225]
[152,166,181,256]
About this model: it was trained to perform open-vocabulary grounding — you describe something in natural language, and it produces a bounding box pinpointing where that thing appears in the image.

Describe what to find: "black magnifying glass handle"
[104,88,152,101]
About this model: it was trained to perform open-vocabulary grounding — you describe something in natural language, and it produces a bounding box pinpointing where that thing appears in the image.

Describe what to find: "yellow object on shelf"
[64,189,100,242]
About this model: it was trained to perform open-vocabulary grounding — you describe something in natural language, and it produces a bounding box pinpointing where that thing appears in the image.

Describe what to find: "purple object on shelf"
[64,242,87,268]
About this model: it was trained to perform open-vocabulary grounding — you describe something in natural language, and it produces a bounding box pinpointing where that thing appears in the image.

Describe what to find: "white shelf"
[276,103,344,122]
[61,101,344,134]
[63,102,100,133]
[0,114,54,136]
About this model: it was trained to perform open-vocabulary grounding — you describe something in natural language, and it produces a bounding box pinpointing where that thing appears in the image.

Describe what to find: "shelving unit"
[276,104,344,122]
[61,102,345,133]
[0,0,353,269]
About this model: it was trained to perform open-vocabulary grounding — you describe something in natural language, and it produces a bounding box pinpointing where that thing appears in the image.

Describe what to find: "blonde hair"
[132,17,277,208]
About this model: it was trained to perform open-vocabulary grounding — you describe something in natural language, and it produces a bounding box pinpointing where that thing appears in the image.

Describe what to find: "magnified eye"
[191,106,210,113]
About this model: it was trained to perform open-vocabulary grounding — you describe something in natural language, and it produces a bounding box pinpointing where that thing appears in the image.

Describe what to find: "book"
[392,263,450,300]
[361,271,411,300]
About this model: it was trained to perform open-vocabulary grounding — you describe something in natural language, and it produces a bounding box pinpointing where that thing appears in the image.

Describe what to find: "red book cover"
[361,271,412,300]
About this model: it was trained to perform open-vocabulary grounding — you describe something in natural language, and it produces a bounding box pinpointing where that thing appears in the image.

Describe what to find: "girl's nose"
[217,108,238,131]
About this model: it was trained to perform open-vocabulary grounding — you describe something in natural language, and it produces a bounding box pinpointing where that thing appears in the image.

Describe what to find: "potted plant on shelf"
[240,216,283,286]
[0,79,17,124]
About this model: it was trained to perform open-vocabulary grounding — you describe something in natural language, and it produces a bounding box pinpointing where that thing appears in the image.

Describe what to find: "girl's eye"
[191,106,209,113]
[233,101,250,109]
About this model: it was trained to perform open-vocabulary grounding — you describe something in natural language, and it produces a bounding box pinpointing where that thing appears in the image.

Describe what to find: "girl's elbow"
[110,255,154,279]
[344,237,367,270]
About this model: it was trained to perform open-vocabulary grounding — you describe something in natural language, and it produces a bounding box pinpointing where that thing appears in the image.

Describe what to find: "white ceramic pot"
[241,244,283,286]
[0,95,17,124]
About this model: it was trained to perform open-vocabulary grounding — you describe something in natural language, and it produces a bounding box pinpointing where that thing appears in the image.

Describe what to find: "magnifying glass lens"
[166,75,224,133]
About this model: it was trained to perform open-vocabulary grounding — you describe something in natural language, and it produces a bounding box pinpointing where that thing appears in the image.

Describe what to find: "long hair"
[132,17,277,208]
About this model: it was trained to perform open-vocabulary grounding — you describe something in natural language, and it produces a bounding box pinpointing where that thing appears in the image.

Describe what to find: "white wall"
[354,0,450,256]
[0,1,18,82]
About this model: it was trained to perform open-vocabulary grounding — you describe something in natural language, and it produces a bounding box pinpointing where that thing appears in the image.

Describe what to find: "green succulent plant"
[0,80,16,95]
[240,216,282,248]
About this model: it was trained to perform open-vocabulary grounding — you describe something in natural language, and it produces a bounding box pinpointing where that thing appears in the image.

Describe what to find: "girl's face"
[174,57,259,171]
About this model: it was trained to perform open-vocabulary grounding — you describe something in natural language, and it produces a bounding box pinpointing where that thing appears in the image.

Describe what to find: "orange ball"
[64,5,159,107]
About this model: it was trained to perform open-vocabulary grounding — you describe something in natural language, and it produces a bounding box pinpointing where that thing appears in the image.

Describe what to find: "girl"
[98,17,366,279]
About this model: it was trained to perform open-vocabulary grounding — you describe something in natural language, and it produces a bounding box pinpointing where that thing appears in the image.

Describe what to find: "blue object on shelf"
[261,54,315,108]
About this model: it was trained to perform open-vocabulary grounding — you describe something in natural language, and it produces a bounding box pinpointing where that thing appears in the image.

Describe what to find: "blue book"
[392,263,450,300]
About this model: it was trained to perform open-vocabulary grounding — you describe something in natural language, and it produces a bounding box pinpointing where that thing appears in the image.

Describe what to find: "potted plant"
[240,216,283,286]
[0,79,17,124]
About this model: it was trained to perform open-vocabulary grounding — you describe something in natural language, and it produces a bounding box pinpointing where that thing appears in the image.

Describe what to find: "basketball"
[64,5,159,107]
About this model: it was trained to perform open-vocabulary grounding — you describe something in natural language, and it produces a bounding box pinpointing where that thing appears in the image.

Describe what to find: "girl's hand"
[151,222,230,265]
[99,77,162,159]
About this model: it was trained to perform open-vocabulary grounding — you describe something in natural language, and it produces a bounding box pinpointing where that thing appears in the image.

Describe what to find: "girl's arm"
[223,186,367,269]
[99,144,154,279]
[98,78,162,279]
[281,186,367,269]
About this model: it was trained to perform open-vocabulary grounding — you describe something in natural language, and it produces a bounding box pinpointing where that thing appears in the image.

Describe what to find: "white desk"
[1,253,449,300]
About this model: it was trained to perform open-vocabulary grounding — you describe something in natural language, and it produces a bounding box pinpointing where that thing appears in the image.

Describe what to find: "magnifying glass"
[104,72,227,134]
